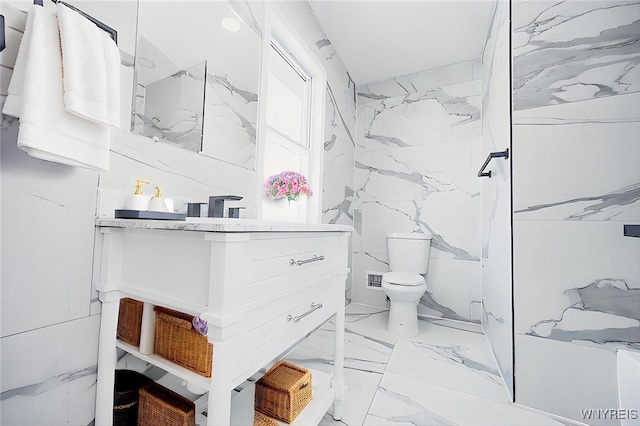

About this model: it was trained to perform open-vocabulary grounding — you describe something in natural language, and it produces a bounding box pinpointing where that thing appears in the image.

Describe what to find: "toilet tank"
[387,232,432,274]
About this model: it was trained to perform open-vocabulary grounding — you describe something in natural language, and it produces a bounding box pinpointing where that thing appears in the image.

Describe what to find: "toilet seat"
[382,271,425,286]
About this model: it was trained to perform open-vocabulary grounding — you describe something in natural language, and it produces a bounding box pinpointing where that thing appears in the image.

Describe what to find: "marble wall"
[0,2,137,425]
[353,59,483,322]
[511,1,640,424]
[0,1,355,424]
[480,0,513,400]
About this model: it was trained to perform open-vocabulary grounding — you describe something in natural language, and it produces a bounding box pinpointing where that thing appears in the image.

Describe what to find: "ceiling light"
[138,57,155,69]
[222,17,241,32]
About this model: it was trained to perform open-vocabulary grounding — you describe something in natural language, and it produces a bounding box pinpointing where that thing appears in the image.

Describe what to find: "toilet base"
[387,300,420,337]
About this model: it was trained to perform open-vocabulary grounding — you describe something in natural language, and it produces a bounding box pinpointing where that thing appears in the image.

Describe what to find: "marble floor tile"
[314,304,582,426]
[385,319,509,403]
[317,368,382,426]
[287,323,393,375]
[364,372,581,426]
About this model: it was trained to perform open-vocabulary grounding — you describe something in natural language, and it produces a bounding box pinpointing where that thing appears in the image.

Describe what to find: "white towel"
[2,2,34,118]
[2,3,110,171]
[57,3,120,127]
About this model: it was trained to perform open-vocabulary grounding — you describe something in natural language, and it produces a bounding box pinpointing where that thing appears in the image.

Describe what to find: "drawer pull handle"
[287,302,323,323]
[289,255,325,267]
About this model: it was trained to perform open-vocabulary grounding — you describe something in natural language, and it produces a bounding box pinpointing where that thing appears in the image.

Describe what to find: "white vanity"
[93,218,351,425]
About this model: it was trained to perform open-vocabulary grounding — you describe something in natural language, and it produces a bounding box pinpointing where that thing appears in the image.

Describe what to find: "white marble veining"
[385,322,509,404]
[513,103,640,221]
[322,87,356,227]
[358,80,481,152]
[1,315,101,426]
[96,217,353,233]
[354,62,481,322]
[512,0,640,111]
[201,69,258,169]
[358,58,481,105]
[364,371,579,426]
[514,221,640,352]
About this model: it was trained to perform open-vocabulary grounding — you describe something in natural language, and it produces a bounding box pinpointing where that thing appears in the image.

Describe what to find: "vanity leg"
[95,292,120,426]
[332,288,346,421]
[207,340,233,426]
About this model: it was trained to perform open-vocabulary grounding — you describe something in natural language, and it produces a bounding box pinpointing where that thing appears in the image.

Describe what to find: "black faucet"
[208,195,243,218]
[186,202,206,217]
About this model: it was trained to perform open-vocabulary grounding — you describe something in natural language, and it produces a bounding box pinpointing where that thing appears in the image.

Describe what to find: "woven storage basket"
[117,298,144,346]
[113,370,152,426]
[254,411,278,426]
[137,383,195,426]
[153,306,213,377]
[255,360,312,423]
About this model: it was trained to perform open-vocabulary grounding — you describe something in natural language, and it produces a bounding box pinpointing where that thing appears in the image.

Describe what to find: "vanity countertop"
[96,217,353,233]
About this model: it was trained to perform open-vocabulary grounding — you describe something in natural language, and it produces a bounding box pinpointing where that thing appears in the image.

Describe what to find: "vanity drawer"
[246,234,340,300]
[242,279,339,364]
[248,233,339,256]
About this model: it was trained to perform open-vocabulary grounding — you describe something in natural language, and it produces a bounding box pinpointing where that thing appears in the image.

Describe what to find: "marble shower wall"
[480,0,513,400]
[511,1,640,424]
[353,59,482,322]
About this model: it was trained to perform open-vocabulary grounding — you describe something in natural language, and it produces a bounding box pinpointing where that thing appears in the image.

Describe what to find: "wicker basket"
[153,306,213,377]
[255,360,312,423]
[137,383,195,426]
[254,411,278,426]
[117,298,144,346]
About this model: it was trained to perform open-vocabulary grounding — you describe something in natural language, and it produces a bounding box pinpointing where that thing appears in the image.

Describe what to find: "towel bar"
[0,15,5,53]
[34,0,117,44]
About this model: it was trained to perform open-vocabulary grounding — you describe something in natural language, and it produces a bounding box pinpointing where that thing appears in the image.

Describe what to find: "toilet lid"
[382,271,425,286]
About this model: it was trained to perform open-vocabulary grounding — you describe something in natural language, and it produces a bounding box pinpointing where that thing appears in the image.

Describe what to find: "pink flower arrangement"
[263,171,313,201]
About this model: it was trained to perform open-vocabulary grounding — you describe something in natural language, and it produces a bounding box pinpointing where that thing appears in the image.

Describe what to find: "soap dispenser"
[148,186,169,212]
[126,180,150,211]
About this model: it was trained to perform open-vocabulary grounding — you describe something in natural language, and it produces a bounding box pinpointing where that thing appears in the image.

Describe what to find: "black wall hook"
[478,148,509,178]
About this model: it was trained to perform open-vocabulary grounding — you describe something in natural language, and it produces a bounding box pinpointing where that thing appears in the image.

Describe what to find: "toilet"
[382,232,432,337]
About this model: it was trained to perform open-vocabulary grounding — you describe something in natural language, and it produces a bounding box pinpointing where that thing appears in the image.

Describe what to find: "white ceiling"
[307,0,495,86]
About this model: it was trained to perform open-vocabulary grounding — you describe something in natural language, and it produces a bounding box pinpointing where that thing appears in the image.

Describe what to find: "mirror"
[132,0,263,169]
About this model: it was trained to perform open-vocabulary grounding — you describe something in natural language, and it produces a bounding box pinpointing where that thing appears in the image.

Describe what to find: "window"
[258,10,326,223]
